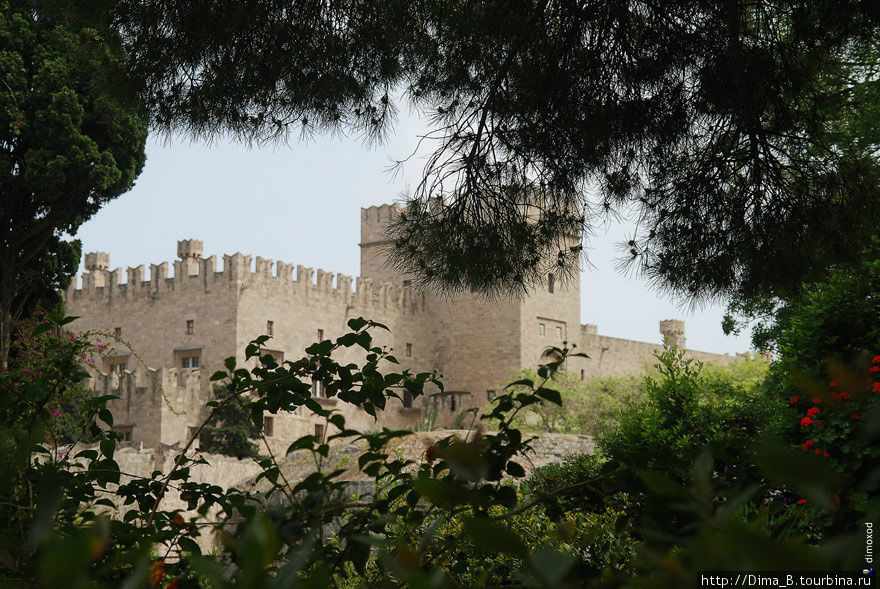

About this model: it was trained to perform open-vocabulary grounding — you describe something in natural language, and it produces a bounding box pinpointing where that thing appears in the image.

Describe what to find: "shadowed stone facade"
[65,204,741,451]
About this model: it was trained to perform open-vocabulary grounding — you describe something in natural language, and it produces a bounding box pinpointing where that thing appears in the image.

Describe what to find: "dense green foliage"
[198,386,261,459]
[0,0,147,365]
[104,0,880,301]
[0,306,876,587]
[513,355,769,436]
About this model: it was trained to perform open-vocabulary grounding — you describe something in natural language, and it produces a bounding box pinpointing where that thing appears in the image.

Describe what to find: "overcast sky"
[74,111,753,356]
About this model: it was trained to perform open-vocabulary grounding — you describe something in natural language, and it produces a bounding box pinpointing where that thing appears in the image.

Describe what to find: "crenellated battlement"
[360,203,400,245]
[65,240,427,316]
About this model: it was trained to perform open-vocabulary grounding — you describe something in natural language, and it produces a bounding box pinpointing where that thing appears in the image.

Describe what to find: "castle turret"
[84,251,110,288]
[360,204,409,285]
[176,239,203,278]
[177,239,203,260]
[659,319,686,348]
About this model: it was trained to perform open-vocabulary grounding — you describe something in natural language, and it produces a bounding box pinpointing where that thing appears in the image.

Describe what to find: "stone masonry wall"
[64,251,240,378]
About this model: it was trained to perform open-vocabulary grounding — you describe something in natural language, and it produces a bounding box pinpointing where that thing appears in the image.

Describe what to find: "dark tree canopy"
[0,0,148,364]
[111,0,879,301]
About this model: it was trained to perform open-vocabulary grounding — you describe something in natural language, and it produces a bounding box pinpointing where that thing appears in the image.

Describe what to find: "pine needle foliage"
[106,0,880,300]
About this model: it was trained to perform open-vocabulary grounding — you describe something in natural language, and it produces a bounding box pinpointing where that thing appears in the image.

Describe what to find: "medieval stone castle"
[63,204,739,452]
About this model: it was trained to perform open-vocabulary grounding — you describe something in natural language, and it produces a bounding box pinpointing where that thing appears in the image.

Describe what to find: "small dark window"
[264,416,274,437]
[182,355,200,370]
[317,328,324,341]
[403,390,413,408]
[580,369,585,380]
[548,273,555,293]
[113,426,133,442]
[186,320,194,334]
[267,320,274,336]
[406,343,412,357]
[403,279,412,288]
[450,396,457,412]
[114,327,122,338]
[315,423,325,443]
[539,323,546,336]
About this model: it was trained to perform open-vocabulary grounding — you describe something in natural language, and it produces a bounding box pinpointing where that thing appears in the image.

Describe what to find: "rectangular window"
[113,426,133,442]
[317,328,324,341]
[264,416,274,437]
[403,390,413,408]
[181,355,200,370]
[403,279,412,288]
[266,320,274,336]
[114,327,122,338]
[406,343,412,357]
[450,396,457,412]
[110,357,127,374]
[539,323,545,336]
[556,326,563,340]
[314,423,325,443]
[312,378,325,398]
[186,319,194,335]
[548,273,555,293]
[580,369,585,381]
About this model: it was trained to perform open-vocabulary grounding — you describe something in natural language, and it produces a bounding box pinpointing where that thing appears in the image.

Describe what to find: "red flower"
[873,382,880,393]
[167,581,180,589]
[870,366,879,373]
[149,561,165,588]
[425,445,437,462]
[829,380,839,387]
[797,498,807,505]
[807,407,819,417]
[823,450,829,457]
[802,514,808,518]
[811,396,822,404]
[801,439,814,451]
[839,392,851,401]
[814,449,821,455]
[851,412,860,420]
[800,416,813,427]
[872,355,880,364]
[789,396,799,404]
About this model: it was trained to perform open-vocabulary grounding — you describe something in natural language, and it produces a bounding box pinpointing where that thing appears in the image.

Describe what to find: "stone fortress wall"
[65,202,741,451]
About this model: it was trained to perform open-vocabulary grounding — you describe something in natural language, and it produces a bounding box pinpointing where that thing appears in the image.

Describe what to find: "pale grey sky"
[74,112,753,355]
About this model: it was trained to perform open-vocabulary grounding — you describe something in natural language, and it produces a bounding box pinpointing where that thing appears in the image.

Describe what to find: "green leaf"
[535,387,562,406]
[506,461,526,477]
[462,517,528,557]
[98,408,114,427]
